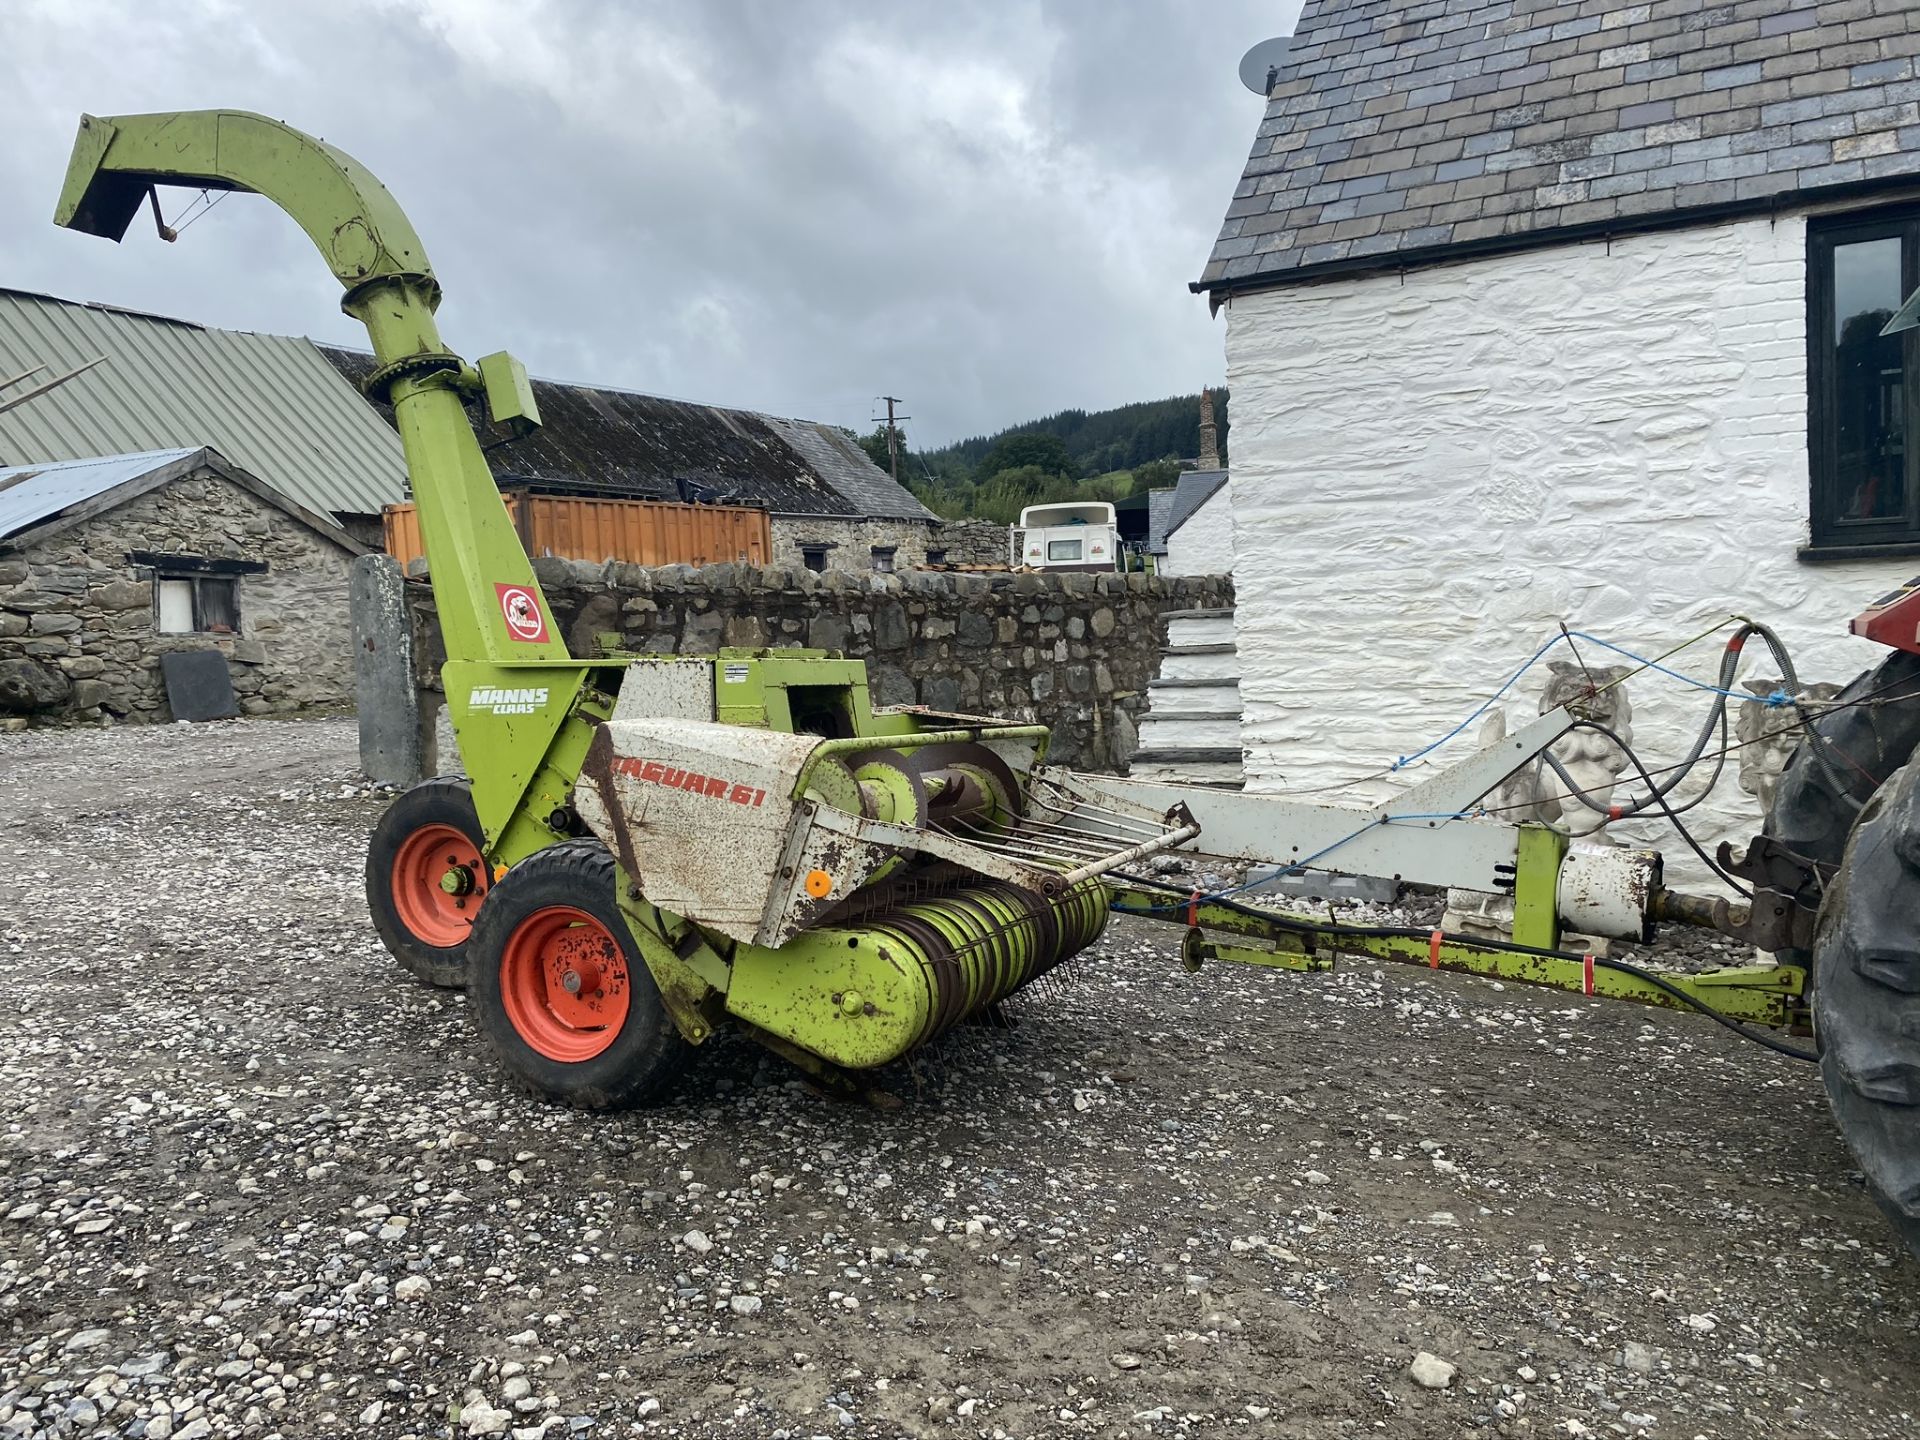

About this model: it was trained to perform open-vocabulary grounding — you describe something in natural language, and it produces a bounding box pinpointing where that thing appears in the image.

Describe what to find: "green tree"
[976,431,1075,482]
[1128,458,1183,496]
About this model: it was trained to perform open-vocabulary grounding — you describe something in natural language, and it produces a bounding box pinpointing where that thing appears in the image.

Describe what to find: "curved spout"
[53,109,563,669]
[57,111,433,296]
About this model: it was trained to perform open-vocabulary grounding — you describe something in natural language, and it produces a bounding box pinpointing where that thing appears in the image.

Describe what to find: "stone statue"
[1445,662,1636,944]
[1736,678,1841,819]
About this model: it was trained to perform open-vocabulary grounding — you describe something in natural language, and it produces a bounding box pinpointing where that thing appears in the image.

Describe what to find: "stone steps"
[1129,608,1244,786]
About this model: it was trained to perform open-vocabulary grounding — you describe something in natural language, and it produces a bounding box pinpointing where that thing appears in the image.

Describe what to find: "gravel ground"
[1,718,1917,1440]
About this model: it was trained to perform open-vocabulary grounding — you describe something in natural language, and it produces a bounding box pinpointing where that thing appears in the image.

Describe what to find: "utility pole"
[877,395,910,484]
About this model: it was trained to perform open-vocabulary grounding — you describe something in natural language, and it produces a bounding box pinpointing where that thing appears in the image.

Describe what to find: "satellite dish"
[1238,35,1294,96]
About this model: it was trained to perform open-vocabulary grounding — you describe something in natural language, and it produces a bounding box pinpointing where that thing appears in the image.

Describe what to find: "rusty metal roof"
[1202,0,1920,294]
[0,288,407,519]
[320,346,937,522]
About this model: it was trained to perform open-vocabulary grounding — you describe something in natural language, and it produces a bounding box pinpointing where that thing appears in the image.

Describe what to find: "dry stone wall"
[767,516,935,575]
[0,468,357,724]
[405,558,1230,770]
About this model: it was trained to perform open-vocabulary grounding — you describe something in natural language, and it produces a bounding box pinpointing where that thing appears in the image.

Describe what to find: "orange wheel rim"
[499,906,631,1062]
[390,822,486,949]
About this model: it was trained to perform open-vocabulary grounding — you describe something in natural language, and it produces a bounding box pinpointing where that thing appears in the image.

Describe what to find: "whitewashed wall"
[1223,214,1912,886]
[1164,482,1236,576]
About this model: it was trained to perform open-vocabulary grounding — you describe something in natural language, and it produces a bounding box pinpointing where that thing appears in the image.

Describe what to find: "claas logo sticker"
[495,583,549,643]
[469,685,550,716]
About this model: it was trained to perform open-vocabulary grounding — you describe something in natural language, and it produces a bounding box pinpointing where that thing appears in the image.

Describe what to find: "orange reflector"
[493,863,509,883]
[805,869,833,898]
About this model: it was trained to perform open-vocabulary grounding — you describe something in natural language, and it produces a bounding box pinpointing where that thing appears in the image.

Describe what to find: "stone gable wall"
[0,468,357,724]
[404,558,1231,770]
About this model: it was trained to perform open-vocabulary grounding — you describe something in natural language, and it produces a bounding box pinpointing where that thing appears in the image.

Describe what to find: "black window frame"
[1808,207,1920,550]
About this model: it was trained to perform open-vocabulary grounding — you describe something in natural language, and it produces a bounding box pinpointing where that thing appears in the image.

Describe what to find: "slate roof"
[1200,0,1920,294]
[1146,488,1178,554]
[0,289,407,518]
[1164,469,1231,539]
[320,347,937,523]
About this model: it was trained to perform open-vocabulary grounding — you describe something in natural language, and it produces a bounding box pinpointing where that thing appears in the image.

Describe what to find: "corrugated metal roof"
[0,447,196,542]
[0,289,407,518]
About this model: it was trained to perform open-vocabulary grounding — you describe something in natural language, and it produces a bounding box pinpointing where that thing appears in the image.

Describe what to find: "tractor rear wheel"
[466,839,689,1109]
[1812,755,1920,1259]
[367,777,490,988]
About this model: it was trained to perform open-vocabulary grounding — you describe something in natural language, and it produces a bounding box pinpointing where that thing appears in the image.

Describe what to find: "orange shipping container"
[383,491,771,570]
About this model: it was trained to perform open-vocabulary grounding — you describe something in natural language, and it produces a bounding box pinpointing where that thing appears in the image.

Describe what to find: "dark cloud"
[1,0,1301,444]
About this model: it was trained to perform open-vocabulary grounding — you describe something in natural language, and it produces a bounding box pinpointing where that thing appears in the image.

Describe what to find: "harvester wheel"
[367,777,489,988]
[467,840,689,1109]
[1812,755,1920,1259]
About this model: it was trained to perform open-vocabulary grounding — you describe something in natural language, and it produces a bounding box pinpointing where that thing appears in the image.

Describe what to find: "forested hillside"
[852,390,1228,524]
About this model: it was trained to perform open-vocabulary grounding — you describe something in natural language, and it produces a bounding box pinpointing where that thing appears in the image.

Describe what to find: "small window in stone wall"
[870,546,897,573]
[926,548,948,566]
[801,545,830,573]
[156,573,241,635]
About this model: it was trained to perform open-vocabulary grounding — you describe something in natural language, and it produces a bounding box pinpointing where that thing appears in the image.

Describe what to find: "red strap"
[1186,889,1200,928]
[1429,929,1443,969]
[1582,953,1595,995]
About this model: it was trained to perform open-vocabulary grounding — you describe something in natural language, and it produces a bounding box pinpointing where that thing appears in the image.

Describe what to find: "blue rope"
[1389,625,1791,776]
[1388,635,1566,772]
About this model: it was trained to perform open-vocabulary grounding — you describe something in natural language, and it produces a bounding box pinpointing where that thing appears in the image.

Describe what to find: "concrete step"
[1128,745,1243,766]
[1157,650,1241,684]
[1161,641,1235,656]
[1143,681,1240,718]
[1127,758,1245,788]
[1160,608,1235,622]
[1148,676,1242,690]
[1167,614,1235,649]
[1135,716,1240,749]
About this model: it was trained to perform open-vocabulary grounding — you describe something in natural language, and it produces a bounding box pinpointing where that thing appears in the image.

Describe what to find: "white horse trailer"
[1014,501,1119,573]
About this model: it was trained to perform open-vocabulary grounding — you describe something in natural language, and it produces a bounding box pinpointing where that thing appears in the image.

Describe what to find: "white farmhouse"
[1198,0,1920,867]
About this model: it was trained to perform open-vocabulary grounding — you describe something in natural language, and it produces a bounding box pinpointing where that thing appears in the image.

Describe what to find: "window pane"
[156,578,194,633]
[1047,538,1083,560]
[195,577,240,633]
[1832,236,1906,523]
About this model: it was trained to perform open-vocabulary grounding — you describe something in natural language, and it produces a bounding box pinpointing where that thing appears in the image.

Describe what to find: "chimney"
[1197,388,1220,471]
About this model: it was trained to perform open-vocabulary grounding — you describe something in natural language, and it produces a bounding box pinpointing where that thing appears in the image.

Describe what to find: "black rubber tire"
[366,777,488,989]
[1812,755,1920,1260]
[466,839,689,1109]
[1766,649,1920,968]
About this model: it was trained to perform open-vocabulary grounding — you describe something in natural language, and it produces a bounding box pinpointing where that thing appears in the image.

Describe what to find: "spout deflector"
[55,111,437,299]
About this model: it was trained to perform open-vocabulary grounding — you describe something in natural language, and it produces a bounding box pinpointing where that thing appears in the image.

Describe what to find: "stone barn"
[0,447,365,724]
[1198,0,1920,866]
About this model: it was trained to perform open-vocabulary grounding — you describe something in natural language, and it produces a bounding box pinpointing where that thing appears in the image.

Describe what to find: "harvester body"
[61,111,1908,1245]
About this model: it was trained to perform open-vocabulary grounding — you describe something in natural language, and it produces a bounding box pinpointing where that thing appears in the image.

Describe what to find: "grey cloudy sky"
[2,0,1302,448]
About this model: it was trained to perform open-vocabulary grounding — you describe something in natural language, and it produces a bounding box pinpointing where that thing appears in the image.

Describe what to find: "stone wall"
[1223,212,1910,883]
[930,518,1011,567]
[0,467,358,724]
[404,558,1231,770]
[768,516,937,576]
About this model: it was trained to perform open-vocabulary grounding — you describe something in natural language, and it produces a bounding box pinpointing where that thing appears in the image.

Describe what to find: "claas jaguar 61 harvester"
[51,109,1920,1260]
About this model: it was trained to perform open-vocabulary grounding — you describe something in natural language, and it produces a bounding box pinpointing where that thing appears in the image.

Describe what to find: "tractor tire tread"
[466,839,690,1110]
[366,775,485,990]
[1813,753,1920,1261]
